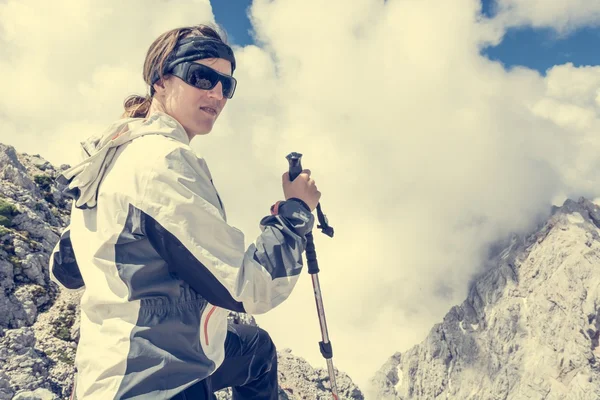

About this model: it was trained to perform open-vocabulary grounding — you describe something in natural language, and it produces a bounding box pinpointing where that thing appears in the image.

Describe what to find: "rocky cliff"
[369,197,600,399]
[0,143,363,400]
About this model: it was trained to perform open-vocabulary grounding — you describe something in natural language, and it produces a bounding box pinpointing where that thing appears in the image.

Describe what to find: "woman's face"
[154,57,232,140]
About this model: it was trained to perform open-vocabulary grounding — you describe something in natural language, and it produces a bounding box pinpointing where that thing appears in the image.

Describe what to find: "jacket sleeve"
[48,227,86,291]
[139,147,314,315]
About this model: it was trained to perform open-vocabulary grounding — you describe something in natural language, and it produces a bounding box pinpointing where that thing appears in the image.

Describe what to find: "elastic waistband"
[139,284,206,310]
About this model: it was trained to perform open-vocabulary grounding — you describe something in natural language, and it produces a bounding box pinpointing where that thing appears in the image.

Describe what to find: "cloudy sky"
[2,0,600,393]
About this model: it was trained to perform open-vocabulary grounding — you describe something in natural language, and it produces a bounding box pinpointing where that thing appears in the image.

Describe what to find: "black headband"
[150,36,236,93]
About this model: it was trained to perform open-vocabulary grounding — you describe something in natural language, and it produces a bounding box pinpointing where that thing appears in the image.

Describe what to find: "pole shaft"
[311,274,330,341]
[310,263,339,397]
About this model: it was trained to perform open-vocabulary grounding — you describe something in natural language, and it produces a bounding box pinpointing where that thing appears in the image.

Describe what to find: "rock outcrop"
[369,197,600,400]
[1,143,74,400]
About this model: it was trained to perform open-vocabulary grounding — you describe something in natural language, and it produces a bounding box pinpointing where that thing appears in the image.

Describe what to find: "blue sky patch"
[212,0,600,75]
[212,0,255,47]
[480,0,600,74]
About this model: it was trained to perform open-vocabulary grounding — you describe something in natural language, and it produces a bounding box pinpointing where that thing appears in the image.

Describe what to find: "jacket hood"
[57,111,190,209]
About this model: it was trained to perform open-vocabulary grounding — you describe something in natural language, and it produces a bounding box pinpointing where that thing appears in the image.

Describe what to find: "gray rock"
[0,145,27,174]
[278,348,364,400]
[369,197,600,400]
[11,388,58,400]
[228,311,258,326]
[0,371,14,400]
[0,260,15,293]
[12,287,37,326]
[0,328,49,393]
[0,146,37,195]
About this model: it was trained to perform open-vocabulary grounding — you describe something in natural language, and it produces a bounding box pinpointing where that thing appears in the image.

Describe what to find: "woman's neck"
[145,99,195,143]
[146,98,167,118]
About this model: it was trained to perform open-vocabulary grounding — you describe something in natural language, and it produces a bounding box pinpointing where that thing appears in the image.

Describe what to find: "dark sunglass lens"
[221,78,234,98]
[188,68,216,90]
[182,63,236,98]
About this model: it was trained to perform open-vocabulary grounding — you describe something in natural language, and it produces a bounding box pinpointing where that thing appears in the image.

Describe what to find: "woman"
[49,24,320,400]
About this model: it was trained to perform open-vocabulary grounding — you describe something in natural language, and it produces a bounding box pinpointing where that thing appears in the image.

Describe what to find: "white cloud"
[493,0,600,33]
[1,0,600,395]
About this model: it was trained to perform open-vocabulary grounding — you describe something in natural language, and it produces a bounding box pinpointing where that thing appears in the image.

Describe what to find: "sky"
[2,0,600,396]
[213,0,600,75]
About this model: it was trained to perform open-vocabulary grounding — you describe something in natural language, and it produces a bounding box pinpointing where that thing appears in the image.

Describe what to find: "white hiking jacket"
[48,111,314,399]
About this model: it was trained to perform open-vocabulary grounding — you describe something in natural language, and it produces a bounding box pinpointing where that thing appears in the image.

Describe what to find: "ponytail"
[122,94,152,118]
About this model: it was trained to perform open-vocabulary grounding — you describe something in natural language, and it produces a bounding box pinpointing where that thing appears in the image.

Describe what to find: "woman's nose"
[207,82,224,100]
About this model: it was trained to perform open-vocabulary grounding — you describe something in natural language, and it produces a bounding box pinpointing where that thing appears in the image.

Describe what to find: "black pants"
[171,323,278,400]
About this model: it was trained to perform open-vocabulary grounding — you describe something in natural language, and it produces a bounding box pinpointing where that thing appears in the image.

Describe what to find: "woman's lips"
[200,106,217,116]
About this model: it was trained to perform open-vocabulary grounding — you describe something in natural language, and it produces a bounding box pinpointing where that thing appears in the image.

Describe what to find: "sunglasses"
[169,61,237,99]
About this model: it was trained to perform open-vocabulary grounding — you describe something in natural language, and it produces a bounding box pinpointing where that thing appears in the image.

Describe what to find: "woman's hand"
[282,169,321,212]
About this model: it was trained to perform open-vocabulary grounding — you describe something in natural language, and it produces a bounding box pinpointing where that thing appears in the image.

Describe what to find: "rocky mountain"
[369,197,600,399]
[0,143,363,400]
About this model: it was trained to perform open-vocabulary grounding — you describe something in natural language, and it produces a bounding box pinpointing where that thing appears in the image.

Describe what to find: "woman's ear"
[152,80,163,95]
[152,76,169,95]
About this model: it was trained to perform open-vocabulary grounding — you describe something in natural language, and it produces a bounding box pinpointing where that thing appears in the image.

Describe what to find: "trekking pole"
[286,152,338,399]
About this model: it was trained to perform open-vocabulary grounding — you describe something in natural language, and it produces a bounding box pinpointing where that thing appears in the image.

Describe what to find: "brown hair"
[121,24,228,119]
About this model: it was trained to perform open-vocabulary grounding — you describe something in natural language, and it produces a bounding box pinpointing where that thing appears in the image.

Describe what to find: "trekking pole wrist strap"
[270,198,310,215]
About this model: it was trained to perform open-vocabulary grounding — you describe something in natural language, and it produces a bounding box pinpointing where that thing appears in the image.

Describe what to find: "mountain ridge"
[368,197,600,399]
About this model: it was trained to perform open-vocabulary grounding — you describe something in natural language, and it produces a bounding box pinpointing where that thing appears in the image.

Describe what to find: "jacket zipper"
[204,305,217,346]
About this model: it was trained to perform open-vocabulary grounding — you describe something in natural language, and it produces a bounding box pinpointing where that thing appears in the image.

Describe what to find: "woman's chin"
[194,123,214,136]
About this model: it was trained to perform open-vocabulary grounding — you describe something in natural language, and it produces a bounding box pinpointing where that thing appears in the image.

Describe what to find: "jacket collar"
[56,111,191,209]
[141,111,191,145]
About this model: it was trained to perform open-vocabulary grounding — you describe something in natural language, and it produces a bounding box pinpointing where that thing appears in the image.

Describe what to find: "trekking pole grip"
[286,152,319,274]
[286,152,303,181]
